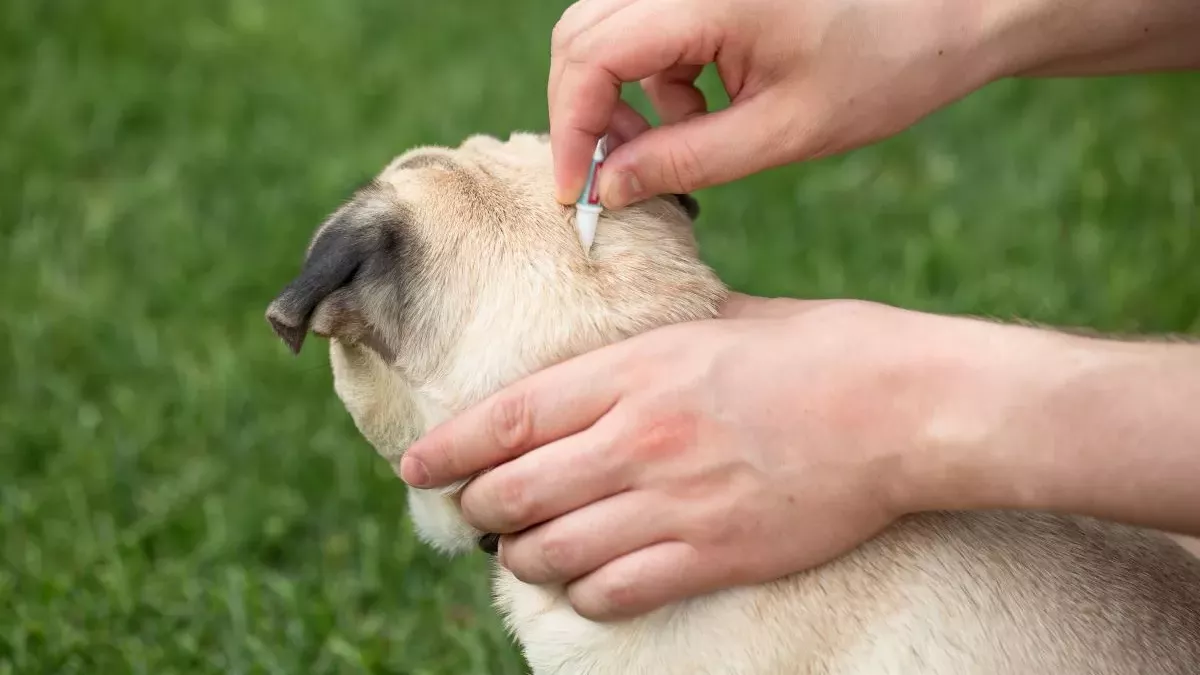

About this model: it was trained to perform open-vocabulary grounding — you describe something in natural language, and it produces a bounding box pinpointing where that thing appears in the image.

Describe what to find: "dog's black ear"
[265,221,371,355]
[673,193,700,220]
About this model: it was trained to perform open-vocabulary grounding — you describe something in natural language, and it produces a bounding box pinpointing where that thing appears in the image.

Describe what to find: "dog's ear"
[673,193,700,220]
[265,217,374,355]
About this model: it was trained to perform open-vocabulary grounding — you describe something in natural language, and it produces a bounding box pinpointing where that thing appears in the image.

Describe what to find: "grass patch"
[2,0,1197,673]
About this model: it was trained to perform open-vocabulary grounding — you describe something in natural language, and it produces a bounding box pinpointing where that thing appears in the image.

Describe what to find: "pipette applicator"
[574,135,608,254]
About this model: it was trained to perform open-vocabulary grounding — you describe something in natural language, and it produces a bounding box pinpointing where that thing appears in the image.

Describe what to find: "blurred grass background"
[1,0,1197,673]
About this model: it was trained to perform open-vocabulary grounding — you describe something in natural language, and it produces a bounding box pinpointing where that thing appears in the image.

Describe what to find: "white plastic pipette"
[574,135,608,254]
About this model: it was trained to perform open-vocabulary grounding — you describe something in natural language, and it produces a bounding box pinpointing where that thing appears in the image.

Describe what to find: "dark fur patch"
[266,220,370,354]
[265,186,421,357]
[478,533,500,556]
[673,193,700,220]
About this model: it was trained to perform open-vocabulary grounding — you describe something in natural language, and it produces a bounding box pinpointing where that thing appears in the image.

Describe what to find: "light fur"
[267,131,1200,674]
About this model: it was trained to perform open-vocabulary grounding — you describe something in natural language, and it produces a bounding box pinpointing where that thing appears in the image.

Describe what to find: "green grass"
[1,0,1197,673]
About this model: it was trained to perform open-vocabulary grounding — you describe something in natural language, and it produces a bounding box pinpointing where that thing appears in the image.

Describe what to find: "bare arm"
[903,323,1200,537]
[547,0,1200,207]
[982,0,1200,77]
[403,295,1200,620]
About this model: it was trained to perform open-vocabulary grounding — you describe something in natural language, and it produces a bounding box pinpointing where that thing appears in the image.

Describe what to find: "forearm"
[912,324,1200,536]
[974,0,1200,78]
[1014,334,1200,534]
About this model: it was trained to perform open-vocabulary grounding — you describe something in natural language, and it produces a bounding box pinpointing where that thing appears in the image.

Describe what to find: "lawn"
[1,1,1197,674]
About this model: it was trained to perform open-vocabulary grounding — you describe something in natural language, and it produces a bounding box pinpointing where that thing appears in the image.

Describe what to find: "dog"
[266,131,1200,674]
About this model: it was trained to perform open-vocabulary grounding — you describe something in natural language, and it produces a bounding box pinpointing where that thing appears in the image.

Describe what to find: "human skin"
[1177,535,1200,558]
[400,294,1200,620]
[545,0,1200,208]
[399,0,1200,621]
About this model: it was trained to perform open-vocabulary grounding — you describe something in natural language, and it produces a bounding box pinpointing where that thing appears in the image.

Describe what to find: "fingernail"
[399,455,429,487]
[603,171,641,209]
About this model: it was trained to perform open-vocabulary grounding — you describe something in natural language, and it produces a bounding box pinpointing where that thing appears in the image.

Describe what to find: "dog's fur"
[267,131,1200,674]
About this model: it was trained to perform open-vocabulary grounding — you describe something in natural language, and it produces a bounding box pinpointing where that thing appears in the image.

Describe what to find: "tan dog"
[266,132,1200,675]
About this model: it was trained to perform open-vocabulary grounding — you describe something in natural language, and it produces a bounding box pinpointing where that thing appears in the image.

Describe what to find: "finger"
[595,91,794,208]
[457,417,629,534]
[547,0,645,204]
[549,60,621,204]
[605,99,652,150]
[549,5,716,204]
[640,64,707,125]
[566,539,716,621]
[497,489,671,585]
[551,86,649,194]
[548,0,642,118]
[399,345,628,488]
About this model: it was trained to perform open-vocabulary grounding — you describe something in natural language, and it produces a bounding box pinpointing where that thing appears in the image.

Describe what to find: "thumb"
[595,93,792,208]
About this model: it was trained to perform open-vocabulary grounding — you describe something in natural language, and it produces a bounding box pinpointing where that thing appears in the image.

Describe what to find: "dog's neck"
[388,279,726,559]
[405,355,578,554]
[406,380,521,557]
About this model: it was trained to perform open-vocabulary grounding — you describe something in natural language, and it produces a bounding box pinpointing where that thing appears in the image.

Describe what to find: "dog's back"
[493,510,1200,675]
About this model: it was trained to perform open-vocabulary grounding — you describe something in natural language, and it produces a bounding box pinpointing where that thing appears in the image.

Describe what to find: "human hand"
[547,0,1200,208]
[547,0,1006,207]
[398,295,1053,620]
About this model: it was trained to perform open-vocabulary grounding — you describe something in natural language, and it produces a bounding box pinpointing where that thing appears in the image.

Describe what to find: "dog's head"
[266,131,726,553]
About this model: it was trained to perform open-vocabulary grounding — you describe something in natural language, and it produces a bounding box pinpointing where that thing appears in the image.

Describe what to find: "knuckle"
[488,390,533,454]
[563,38,592,67]
[550,22,569,55]
[594,575,638,615]
[661,136,707,192]
[436,441,465,479]
[537,531,578,579]
[493,473,533,530]
[408,435,458,484]
[550,12,580,57]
